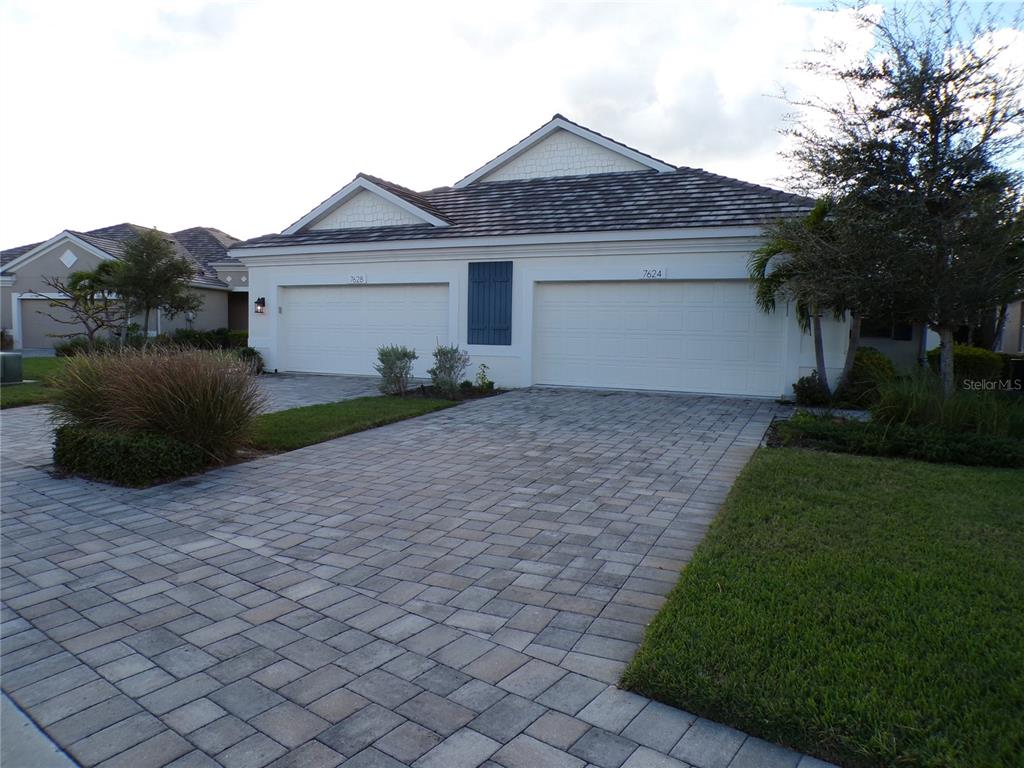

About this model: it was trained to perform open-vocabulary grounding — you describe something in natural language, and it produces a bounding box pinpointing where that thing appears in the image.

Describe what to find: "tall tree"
[107,228,203,338]
[785,1,1024,395]
[33,262,126,351]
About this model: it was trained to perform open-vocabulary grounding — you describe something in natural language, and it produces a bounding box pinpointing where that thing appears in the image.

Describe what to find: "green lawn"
[0,356,66,409]
[621,448,1024,768]
[249,396,456,451]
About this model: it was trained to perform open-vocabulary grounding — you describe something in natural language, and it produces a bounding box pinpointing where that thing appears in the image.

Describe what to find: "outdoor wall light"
[254,297,266,314]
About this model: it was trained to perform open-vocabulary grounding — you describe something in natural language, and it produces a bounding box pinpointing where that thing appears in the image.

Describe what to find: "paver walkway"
[1,388,831,768]
[256,374,381,413]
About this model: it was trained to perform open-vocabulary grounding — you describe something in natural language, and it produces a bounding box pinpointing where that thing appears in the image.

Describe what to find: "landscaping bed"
[621,448,1024,768]
[769,411,1024,467]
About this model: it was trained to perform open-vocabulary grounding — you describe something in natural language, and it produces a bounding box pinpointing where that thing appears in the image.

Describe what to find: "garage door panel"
[280,284,448,376]
[533,281,784,397]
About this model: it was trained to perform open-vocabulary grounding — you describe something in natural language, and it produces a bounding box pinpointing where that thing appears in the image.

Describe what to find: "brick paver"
[1,386,834,767]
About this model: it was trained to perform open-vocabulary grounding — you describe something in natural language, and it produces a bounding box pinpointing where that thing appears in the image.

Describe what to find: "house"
[996,300,1024,354]
[1,224,248,349]
[233,115,852,398]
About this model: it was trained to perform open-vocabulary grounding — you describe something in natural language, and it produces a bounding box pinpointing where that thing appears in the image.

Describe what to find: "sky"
[0,0,1019,248]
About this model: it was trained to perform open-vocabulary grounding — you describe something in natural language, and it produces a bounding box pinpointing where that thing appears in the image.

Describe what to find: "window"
[862,318,913,341]
[468,261,512,345]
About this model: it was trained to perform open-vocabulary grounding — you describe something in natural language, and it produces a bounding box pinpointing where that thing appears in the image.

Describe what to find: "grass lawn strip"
[621,448,1024,768]
[0,357,66,409]
[249,396,456,451]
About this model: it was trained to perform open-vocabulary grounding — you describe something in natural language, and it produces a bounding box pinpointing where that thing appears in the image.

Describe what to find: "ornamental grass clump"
[51,346,265,464]
[873,371,1024,439]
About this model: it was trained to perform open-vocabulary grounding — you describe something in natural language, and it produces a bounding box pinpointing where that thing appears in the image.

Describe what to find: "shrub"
[792,371,831,406]
[54,425,205,486]
[236,347,264,374]
[170,328,246,350]
[474,363,494,392]
[54,336,114,356]
[1,329,12,351]
[835,346,896,407]
[375,345,417,395]
[51,347,265,463]
[873,372,1024,438]
[775,412,1024,468]
[927,344,1004,387]
[427,344,470,399]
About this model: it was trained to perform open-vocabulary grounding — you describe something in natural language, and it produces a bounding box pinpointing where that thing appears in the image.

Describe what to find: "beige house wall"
[158,289,230,334]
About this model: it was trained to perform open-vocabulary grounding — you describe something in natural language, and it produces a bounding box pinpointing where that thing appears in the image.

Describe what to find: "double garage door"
[279,284,448,377]
[533,281,786,397]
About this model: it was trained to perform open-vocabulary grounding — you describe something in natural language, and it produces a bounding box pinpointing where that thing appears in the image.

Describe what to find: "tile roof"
[1,224,240,289]
[236,167,813,250]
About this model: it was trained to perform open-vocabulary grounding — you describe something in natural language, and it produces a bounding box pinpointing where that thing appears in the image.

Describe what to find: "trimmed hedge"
[170,328,248,350]
[54,425,205,486]
[774,412,1024,468]
[927,344,1004,385]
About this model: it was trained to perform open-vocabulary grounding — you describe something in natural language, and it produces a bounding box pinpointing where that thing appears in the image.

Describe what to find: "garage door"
[533,281,785,396]
[20,299,76,349]
[279,284,449,376]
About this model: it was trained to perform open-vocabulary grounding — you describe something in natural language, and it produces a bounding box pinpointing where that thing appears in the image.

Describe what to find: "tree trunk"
[916,322,928,368]
[812,312,830,394]
[836,313,861,393]
[141,307,151,342]
[992,304,1008,352]
[938,325,955,398]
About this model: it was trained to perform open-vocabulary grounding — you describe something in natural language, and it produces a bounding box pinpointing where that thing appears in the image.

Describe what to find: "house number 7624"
[640,267,666,279]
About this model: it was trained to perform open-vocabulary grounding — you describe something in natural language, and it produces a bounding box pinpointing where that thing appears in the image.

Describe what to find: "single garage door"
[533,280,786,396]
[20,299,76,349]
[279,284,449,376]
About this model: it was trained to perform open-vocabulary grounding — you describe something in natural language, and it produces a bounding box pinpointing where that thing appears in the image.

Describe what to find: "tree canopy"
[778,1,1024,395]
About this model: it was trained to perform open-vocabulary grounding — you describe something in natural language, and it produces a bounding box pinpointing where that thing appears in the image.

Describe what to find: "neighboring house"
[233,114,853,398]
[996,300,1024,354]
[1,224,249,349]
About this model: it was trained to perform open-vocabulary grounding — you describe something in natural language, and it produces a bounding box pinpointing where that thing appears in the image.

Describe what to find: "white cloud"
[0,0,971,247]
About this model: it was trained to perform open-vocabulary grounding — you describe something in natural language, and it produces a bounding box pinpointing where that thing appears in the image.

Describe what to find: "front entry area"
[278,283,449,377]
[532,280,787,397]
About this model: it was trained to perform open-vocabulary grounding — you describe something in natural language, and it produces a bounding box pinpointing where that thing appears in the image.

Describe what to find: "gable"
[454,115,674,188]
[1,233,113,278]
[308,189,426,231]
[284,175,449,234]
[479,128,649,183]
[6,240,107,294]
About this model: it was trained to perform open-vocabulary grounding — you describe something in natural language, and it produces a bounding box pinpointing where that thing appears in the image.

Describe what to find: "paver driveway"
[1,388,828,768]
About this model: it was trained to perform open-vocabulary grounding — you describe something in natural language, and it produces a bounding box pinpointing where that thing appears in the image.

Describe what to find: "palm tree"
[749,199,850,395]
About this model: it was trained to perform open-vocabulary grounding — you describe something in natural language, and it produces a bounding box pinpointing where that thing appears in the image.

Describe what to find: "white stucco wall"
[240,229,850,398]
[309,190,424,230]
[480,129,648,182]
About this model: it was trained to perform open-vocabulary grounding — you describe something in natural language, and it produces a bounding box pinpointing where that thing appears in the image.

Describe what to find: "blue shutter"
[468,261,512,345]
